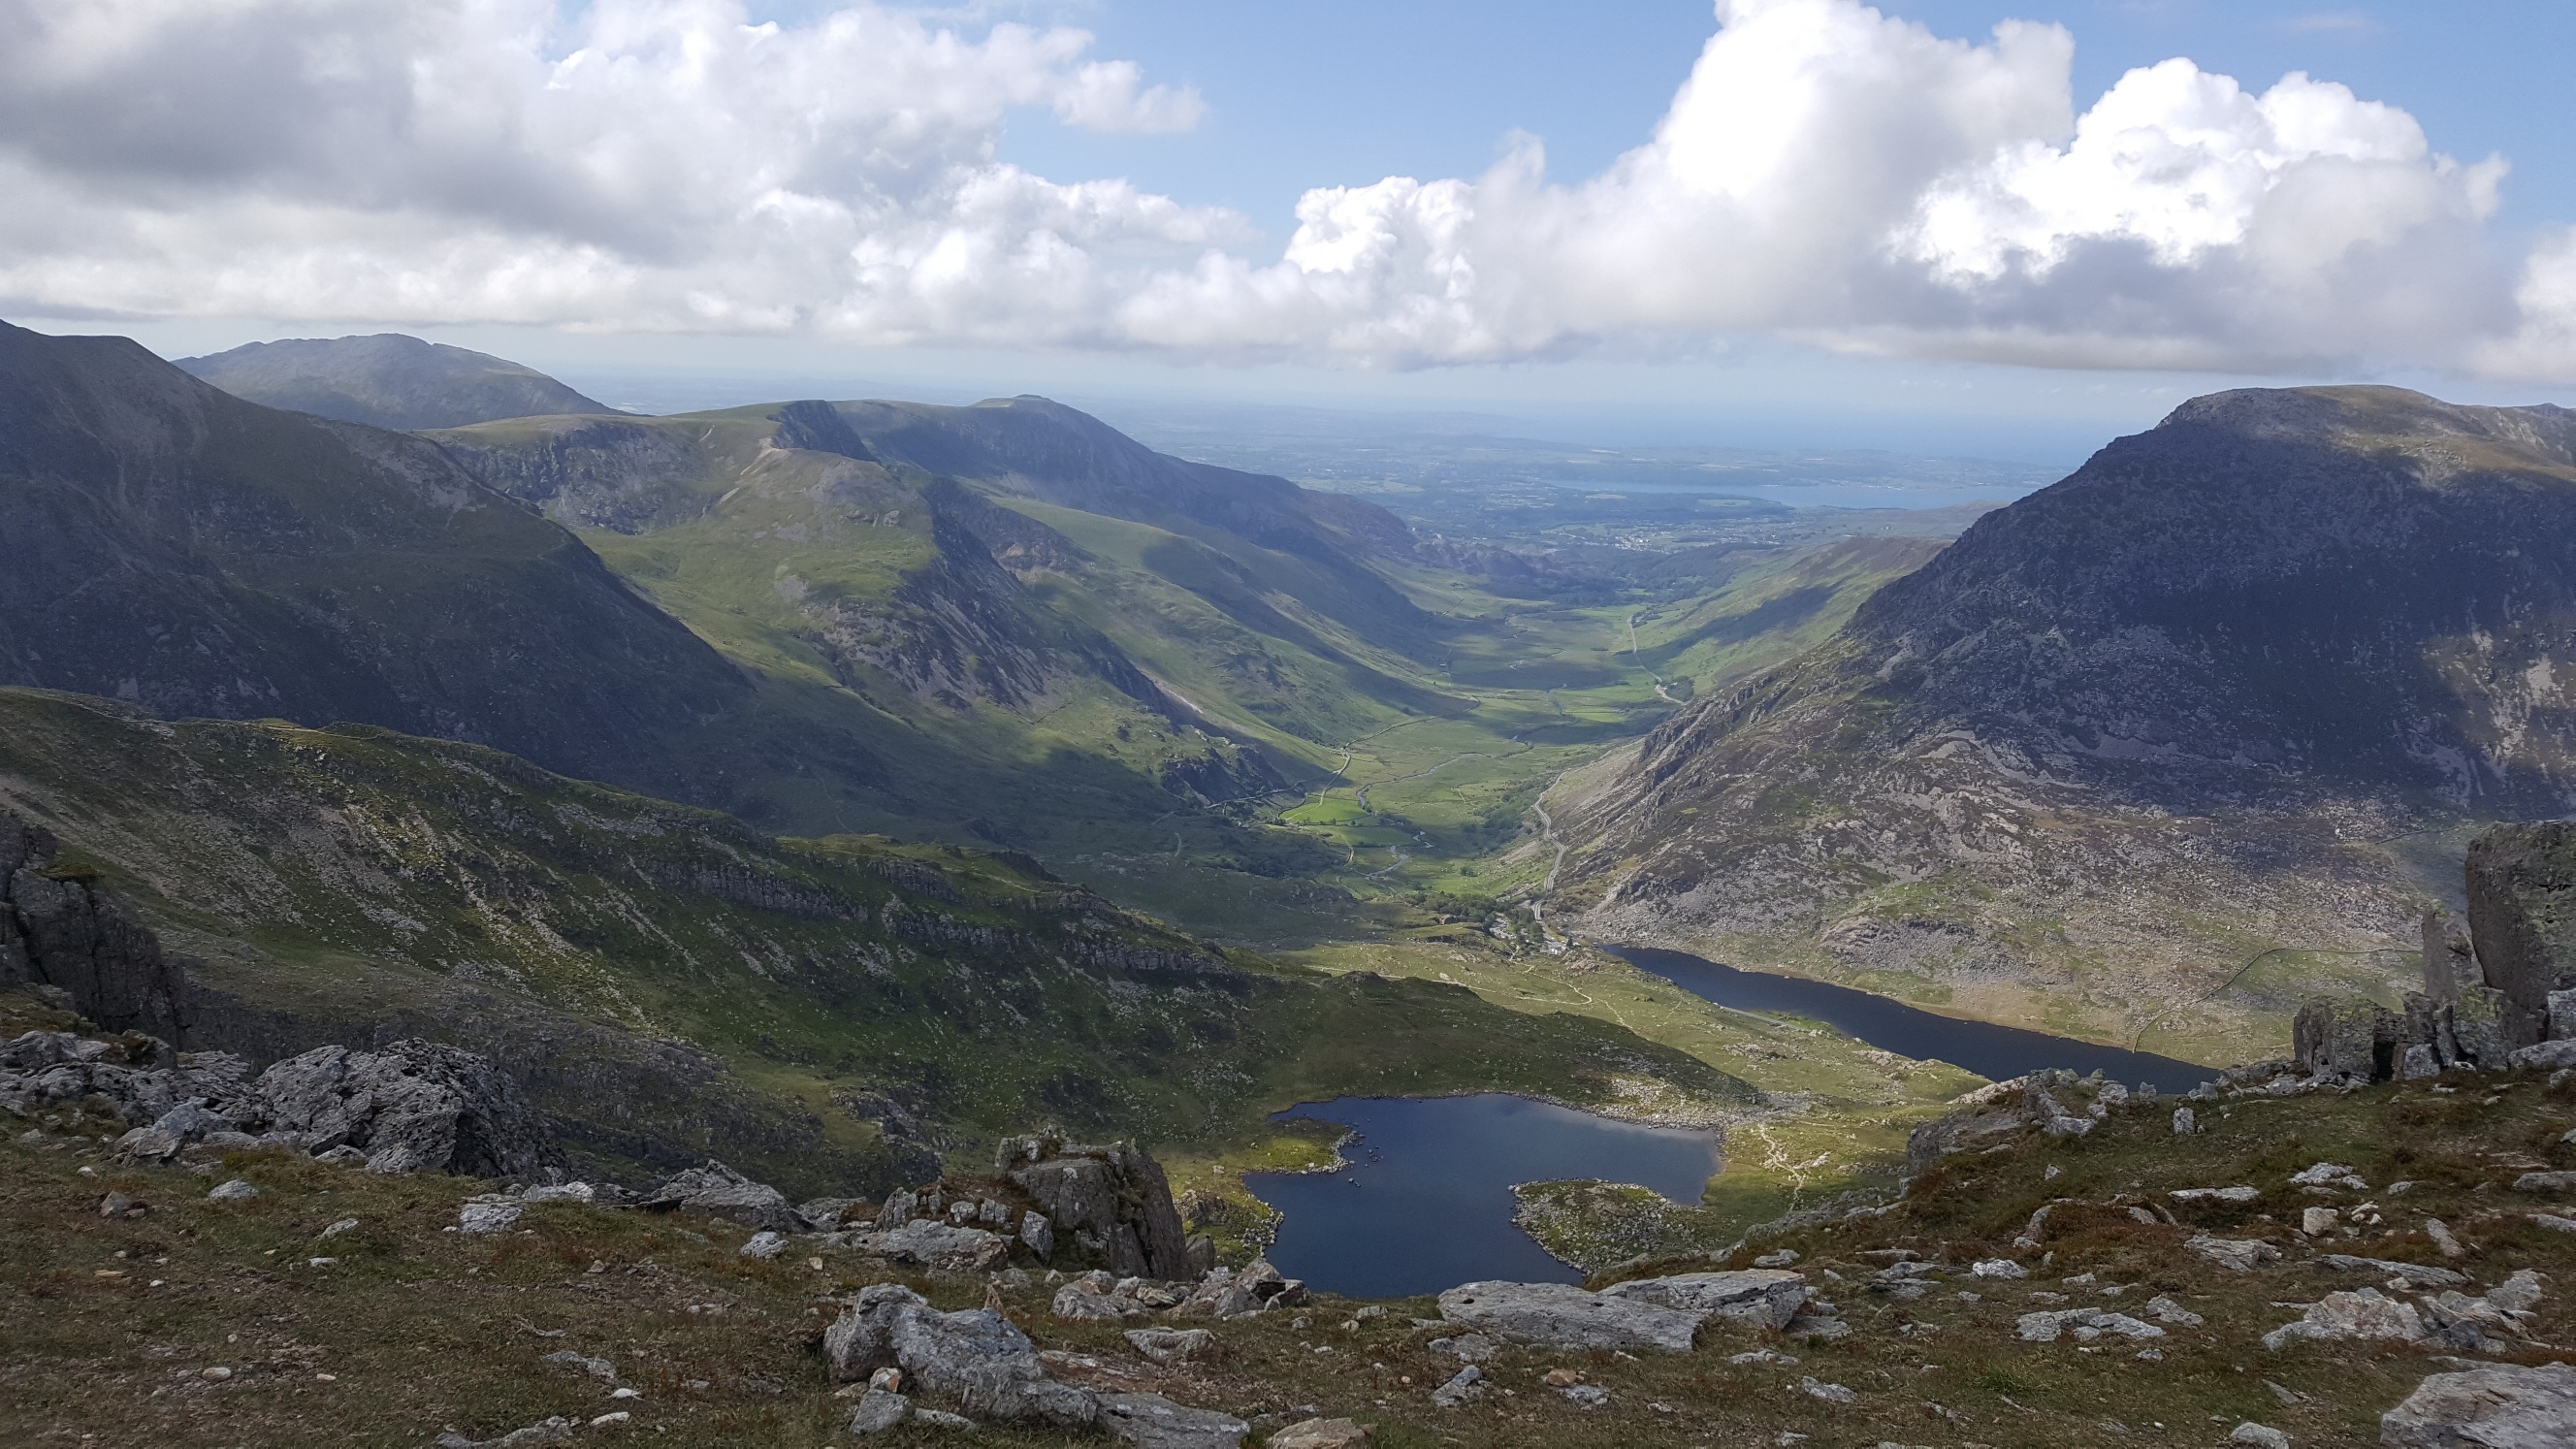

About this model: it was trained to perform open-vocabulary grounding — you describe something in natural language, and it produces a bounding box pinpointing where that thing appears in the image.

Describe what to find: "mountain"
[0,686,1751,1194]
[0,320,751,791]
[1556,386,2576,1059]
[176,333,617,429]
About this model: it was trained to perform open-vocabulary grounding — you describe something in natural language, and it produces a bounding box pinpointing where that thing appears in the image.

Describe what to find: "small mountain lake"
[1243,1093,1721,1299]
[1612,945,2209,1094]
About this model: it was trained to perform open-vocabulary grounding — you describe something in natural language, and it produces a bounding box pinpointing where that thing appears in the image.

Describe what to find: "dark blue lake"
[1612,945,2210,1095]
[1243,1093,1721,1299]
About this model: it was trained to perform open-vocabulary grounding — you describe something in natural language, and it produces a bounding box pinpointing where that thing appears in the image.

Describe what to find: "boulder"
[256,1041,559,1178]
[995,1135,1190,1280]
[2186,1236,2283,1272]
[2380,1361,2576,1447]
[868,1219,1010,1272]
[2262,1288,2426,1349]
[2510,1040,2576,1071]
[1431,1365,1484,1407]
[822,1283,1097,1427]
[1123,1328,1215,1364]
[847,1389,910,1434]
[2296,997,2399,1081]
[2015,1308,2165,1343]
[1436,1280,1706,1353]
[639,1160,801,1234]
[1600,1270,1808,1331]
[1097,1392,1249,1449]
[0,812,190,1045]
[1019,1209,1054,1261]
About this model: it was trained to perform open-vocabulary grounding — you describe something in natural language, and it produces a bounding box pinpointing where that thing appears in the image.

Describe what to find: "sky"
[6,0,2574,463]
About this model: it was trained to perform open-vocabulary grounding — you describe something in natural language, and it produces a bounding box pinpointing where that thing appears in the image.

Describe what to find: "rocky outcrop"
[0,813,188,1046]
[253,1040,560,1177]
[2297,821,2576,1082]
[4,1024,559,1176]
[996,1135,1191,1280]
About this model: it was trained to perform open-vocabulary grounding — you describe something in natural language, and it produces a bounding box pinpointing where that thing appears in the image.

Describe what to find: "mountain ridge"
[176,333,618,430]
[1556,385,2576,1059]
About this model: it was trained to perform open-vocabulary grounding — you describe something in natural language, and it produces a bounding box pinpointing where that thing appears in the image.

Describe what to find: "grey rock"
[2171,1185,2260,1205]
[995,1135,1189,1279]
[1783,1312,1851,1340]
[2229,1424,2291,1449]
[1426,1333,1497,1362]
[2186,1235,2283,1271]
[2141,1296,2205,1327]
[1602,1270,1809,1330]
[2316,1255,2468,1287]
[1796,1376,1855,1404]
[2016,1308,2165,1343]
[739,1231,788,1260]
[1264,1419,1370,1449]
[876,1189,918,1228]
[520,1182,594,1205]
[868,1219,1009,1272]
[1019,1209,1054,1260]
[822,1283,1098,1426]
[256,1041,558,1178]
[798,1197,862,1230]
[1097,1392,1249,1449]
[2262,1288,2426,1349]
[1123,1328,1215,1364]
[540,1350,617,1382]
[1054,1279,1145,1321]
[2379,1361,2576,1447]
[2173,1107,2197,1135]
[639,1160,800,1234]
[206,1178,258,1203]
[1437,1280,1706,1353]
[1431,1365,1484,1407]
[2510,1039,2576,1070]
[459,1197,524,1234]
[848,1389,911,1434]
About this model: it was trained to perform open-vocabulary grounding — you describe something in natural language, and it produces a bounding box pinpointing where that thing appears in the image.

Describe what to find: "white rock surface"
[2261,1288,2424,1350]
[1437,1280,1707,1353]
[1600,1270,1808,1331]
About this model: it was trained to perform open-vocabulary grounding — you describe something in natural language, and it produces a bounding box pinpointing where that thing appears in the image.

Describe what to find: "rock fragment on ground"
[1096,1391,1249,1448]
[1264,1418,1369,1449]
[2261,1288,2425,1349]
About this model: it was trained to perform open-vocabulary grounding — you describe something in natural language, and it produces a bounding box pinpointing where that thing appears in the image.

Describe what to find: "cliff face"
[0,321,751,793]
[0,813,188,1046]
[1559,387,2576,1059]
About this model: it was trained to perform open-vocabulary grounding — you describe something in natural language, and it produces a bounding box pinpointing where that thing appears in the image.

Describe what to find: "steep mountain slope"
[0,321,750,792]
[0,687,1750,1197]
[1558,387,2576,1059]
[176,333,616,429]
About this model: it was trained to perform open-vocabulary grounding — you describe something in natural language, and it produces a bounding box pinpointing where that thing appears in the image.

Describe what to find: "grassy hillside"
[0,688,1751,1199]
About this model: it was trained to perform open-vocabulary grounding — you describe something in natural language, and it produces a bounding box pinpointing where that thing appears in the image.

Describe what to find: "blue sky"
[12,1,2576,463]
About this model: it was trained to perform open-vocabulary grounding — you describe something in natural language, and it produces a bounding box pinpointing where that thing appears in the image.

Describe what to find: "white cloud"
[0,0,2559,379]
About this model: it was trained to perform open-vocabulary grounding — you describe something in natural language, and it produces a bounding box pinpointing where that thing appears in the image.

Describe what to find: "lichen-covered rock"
[2262,1288,2425,1349]
[256,1040,559,1178]
[823,1283,1098,1426]
[1096,1392,1249,1449]
[995,1135,1189,1279]
[2380,1361,2576,1447]
[1599,1270,1808,1331]
[867,1219,1009,1272]
[1436,1280,1706,1353]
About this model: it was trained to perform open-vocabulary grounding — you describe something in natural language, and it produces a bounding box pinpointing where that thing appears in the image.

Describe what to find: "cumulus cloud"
[0,0,2562,378]
[0,0,1227,337]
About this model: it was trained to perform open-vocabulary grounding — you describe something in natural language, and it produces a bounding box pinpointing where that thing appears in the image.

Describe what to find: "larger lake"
[1243,1094,1721,1299]
[1612,945,2210,1094]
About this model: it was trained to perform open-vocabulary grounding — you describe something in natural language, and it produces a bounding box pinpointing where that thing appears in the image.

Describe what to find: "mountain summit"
[177,333,617,429]
[1558,385,2576,1056]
